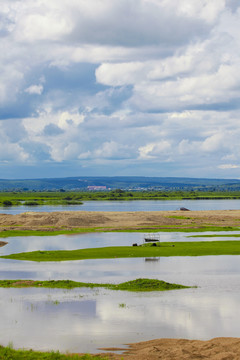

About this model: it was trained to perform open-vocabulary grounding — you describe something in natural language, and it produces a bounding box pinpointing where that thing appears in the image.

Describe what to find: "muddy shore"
[0,209,240,232]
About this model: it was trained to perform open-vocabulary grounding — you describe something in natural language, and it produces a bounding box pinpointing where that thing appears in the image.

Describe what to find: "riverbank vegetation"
[2,241,240,261]
[0,226,239,239]
[1,189,240,206]
[0,345,108,360]
[0,278,191,291]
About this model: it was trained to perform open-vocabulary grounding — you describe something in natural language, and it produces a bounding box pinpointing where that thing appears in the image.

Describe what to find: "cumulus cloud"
[25,84,43,95]
[1,0,240,177]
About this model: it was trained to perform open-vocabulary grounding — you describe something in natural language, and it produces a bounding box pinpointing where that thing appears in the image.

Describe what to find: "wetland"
[1,207,240,358]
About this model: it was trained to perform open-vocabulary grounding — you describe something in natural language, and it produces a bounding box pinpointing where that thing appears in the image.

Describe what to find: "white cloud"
[138,141,172,160]
[25,84,43,95]
[218,164,240,169]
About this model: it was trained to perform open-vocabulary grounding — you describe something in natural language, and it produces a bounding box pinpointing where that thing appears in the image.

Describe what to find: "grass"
[0,345,108,359]
[0,225,240,238]
[2,241,240,262]
[0,278,191,291]
[0,228,99,238]
[2,189,240,207]
[187,234,240,238]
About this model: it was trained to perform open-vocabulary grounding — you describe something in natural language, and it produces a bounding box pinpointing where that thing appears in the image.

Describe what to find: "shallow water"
[0,255,240,352]
[1,231,240,256]
[1,198,240,214]
[1,230,240,353]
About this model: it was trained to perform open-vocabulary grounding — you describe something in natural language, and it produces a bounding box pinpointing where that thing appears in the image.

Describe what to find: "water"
[1,231,240,256]
[1,199,240,214]
[1,228,240,353]
[0,256,240,352]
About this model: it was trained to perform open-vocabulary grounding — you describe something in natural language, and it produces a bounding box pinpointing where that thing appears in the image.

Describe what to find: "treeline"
[1,189,240,207]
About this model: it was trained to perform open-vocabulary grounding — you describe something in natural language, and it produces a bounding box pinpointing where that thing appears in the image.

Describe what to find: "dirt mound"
[98,337,240,359]
[0,210,239,232]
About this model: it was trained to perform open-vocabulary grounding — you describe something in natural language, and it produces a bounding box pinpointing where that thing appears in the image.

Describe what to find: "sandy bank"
[0,210,239,232]
[97,337,240,359]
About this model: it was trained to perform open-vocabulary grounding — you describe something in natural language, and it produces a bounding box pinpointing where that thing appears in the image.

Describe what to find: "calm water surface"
[0,256,240,352]
[1,199,240,214]
[1,230,240,353]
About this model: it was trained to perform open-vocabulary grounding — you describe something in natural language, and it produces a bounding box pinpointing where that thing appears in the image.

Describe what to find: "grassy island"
[0,278,191,292]
[1,241,240,262]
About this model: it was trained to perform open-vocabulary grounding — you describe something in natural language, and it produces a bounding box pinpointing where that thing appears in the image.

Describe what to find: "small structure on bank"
[144,233,160,243]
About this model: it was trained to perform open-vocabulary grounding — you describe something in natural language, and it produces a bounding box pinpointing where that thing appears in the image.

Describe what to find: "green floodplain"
[2,241,240,262]
[1,189,240,206]
[0,226,239,239]
[0,278,191,291]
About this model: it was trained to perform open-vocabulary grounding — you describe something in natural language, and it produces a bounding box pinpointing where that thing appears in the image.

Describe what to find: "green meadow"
[0,345,109,360]
[2,241,240,262]
[0,278,191,292]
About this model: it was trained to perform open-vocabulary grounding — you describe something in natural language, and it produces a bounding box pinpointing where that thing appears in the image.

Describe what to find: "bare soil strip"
[0,210,240,232]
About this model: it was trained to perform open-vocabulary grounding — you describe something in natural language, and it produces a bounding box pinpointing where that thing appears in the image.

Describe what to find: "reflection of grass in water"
[0,344,109,359]
[0,278,192,292]
[52,300,60,305]
[119,303,127,308]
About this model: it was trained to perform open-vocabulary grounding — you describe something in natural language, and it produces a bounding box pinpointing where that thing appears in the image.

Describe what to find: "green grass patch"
[2,241,240,262]
[0,228,100,238]
[0,345,108,360]
[0,226,239,238]
[96,226,240,233]
[0,278,191,291]
[187,234,240,238]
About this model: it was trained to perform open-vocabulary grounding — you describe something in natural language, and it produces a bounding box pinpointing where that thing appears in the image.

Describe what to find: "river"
[0,199,240,214]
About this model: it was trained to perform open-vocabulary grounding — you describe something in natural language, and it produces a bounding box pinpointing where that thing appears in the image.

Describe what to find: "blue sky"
[1,0,240,179]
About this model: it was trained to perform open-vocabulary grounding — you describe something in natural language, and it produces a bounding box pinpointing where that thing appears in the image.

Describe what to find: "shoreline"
[96,337,240,359]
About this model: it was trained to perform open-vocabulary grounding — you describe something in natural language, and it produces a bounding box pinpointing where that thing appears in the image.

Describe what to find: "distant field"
[1,189,240,207]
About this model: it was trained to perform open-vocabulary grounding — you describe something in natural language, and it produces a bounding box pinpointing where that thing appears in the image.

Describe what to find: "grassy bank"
[2,241,240,261]
[0,345,108,360]
[0,228,98,238]
[188,234,240,238]
[0,278,191,291]
[0,225,239,238]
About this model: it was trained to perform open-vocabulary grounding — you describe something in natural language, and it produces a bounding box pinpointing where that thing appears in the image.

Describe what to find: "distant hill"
[0,176,240,191]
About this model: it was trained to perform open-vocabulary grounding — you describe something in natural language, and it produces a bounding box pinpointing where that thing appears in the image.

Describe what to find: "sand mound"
[98,337,240,359]
[0,210,239,232]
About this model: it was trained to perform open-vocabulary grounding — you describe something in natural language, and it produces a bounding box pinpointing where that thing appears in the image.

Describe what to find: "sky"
[1,0,240,179]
